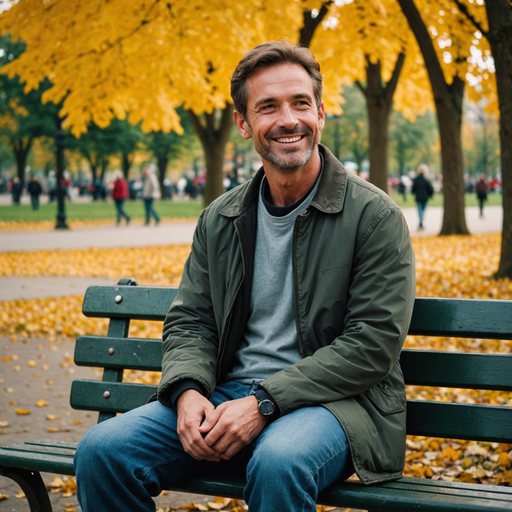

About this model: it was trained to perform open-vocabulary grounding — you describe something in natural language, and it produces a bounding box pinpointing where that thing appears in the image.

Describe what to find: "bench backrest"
[72,281,512,443]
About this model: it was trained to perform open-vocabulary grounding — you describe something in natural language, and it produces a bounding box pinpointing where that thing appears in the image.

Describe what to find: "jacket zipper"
[292,211,308,358]
[217,221,246,375]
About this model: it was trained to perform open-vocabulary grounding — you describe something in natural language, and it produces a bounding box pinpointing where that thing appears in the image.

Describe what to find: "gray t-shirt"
[226,166,322,384]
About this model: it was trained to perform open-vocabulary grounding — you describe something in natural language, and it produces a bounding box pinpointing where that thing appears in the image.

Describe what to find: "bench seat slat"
[1,443,75,457]
[401,350,512,390]
[409,298,512,338]
[71,380,157,413]
[0,445,76,475]
[172,475,512,511]
[406,401,512,443]
[75,336,162,371]
[82,285,177,321]
[385,477,512,496]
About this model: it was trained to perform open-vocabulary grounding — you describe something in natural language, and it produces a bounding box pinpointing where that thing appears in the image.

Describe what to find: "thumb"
[199,406,222,433]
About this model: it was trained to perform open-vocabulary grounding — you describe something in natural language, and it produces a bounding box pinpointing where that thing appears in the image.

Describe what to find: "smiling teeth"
[277,136,301,143]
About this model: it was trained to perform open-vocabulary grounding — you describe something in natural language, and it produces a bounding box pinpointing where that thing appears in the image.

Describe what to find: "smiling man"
[75,41,416,512]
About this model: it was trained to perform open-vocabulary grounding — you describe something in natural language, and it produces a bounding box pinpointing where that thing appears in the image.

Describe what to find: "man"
[27,175,43,210]
[411,164,434,230]
[75,41,415,512]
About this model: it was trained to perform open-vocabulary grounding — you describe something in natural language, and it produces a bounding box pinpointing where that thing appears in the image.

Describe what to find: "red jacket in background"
[112,179,129,200]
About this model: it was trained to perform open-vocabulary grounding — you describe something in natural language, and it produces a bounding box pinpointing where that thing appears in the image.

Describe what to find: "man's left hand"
[198,395,266,460]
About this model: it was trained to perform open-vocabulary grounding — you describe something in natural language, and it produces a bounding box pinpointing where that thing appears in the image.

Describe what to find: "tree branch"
[217,104,234,147]
[187,110,207,149]
[300,1,333,47]
[384,52,406,104]
[354,80,367,97]
[451,0,488,37]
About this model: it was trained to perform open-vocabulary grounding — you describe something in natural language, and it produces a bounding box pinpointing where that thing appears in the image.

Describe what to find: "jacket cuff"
[169,379,206,409]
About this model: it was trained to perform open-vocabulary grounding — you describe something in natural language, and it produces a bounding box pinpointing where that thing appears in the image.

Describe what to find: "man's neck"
[263,148,322,207]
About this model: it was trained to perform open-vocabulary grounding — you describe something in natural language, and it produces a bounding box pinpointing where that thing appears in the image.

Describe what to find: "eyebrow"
[253,92,314,109]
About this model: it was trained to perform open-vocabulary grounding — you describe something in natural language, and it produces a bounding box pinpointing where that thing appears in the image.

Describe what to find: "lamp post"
[55,119,69,229]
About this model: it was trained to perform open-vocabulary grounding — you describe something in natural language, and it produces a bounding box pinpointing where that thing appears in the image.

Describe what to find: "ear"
[318,102,326,131]
[233,110,252,140]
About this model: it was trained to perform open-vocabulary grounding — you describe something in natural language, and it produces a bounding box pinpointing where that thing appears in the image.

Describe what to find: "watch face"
[259,399,274,416]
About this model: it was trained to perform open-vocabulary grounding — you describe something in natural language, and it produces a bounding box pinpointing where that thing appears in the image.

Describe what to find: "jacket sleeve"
[157,209,219,407]
[261,207,416,415]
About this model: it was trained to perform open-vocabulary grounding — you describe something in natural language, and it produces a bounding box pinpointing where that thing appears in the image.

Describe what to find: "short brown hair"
[231,40,323,119]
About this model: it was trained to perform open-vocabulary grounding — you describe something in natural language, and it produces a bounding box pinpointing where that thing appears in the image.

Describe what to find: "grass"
[0,193,503,223]
[0,198,205,223]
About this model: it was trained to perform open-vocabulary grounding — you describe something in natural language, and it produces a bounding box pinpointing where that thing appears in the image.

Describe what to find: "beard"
[249,124,321,172]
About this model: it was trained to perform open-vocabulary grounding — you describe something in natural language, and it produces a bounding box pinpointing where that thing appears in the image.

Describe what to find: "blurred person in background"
[27,175,43,210]
[112,171,131,225]
[142,166,161,225]
[412,164,434,230]
[476,174,488,218]
[10,176,23,205]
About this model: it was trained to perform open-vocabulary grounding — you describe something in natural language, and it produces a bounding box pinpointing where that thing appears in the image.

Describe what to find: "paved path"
[0,205,502,254]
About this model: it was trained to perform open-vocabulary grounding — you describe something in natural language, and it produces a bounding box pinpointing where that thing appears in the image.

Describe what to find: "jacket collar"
[220,144,347,218]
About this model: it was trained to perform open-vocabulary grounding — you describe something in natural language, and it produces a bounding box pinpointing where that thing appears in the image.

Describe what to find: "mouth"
[273,135,305,144]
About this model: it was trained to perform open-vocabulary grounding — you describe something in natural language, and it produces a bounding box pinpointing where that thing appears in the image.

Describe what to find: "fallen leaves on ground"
[0,244,191,286]
[0,218,196,232]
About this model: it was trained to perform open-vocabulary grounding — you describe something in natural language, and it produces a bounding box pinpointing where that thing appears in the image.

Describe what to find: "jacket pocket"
[364,382,406,416]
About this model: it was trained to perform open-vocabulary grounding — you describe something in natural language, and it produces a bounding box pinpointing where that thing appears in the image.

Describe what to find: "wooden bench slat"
[406,401,512,443]
[23,439,79,451]
[0,446,76,475]
[401,350,512,390]
[318,481,512,511]
[172,475,512,511]
[75,336,162,371]
[70,380,157,413]
[383,476,512,499]
[1,443,75,457]
[409,298,512,339]
[82,285,178,321]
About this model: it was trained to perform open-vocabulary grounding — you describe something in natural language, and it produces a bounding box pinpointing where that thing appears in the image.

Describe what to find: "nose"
[277,103,298,129]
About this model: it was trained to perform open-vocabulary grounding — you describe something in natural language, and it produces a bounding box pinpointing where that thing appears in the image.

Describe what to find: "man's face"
[234,63,325,172]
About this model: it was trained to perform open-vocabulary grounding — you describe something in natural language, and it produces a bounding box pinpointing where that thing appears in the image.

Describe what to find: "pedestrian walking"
[141,167,161,225]
[476,174,488,218]
[112,171,131,225]
[27,175,43,210]
[11,176,23,205]
[412,164,434,230]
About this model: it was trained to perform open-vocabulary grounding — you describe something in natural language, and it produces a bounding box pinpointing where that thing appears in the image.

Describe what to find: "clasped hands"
[176,389,267,462]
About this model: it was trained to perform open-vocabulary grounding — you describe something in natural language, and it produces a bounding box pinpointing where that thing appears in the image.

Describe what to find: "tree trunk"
[121,153,132,180]
[397,0,469,235]
[12,138,32,184]
[188,105,234,206]
[484,1,512,278]
[356,54,405,193]
[157,156,169,199]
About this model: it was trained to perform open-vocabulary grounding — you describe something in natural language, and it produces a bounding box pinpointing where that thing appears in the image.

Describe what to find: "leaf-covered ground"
[1,232,511,490]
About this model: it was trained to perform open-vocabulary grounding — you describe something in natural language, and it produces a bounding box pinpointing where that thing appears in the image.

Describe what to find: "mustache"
[266,125,313,139]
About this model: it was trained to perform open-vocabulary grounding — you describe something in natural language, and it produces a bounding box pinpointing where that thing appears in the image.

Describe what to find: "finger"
[199,406,223,434]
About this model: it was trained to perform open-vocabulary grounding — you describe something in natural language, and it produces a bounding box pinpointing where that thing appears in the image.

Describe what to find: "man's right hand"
[176,389,222,462]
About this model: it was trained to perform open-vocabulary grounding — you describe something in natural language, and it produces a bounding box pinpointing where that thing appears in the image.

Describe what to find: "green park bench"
[1,277,512,511]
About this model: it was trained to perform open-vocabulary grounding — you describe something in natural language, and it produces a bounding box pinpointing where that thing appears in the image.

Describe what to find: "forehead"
[245,63,315,105]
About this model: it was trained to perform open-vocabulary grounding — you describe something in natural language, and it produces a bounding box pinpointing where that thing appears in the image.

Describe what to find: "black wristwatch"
[254,388,276,417]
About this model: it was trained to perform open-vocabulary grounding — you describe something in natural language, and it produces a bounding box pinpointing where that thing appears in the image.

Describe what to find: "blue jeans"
[417,201,427,225]
[75,382,354,512]
[143,198,160,224]
[115,199,130,224]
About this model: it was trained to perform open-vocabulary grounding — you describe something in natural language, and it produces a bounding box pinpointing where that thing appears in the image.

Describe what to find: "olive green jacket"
[159,145,416,484]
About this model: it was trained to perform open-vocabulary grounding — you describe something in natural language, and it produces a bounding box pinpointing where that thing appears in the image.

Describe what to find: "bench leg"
[0,465,53,512]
